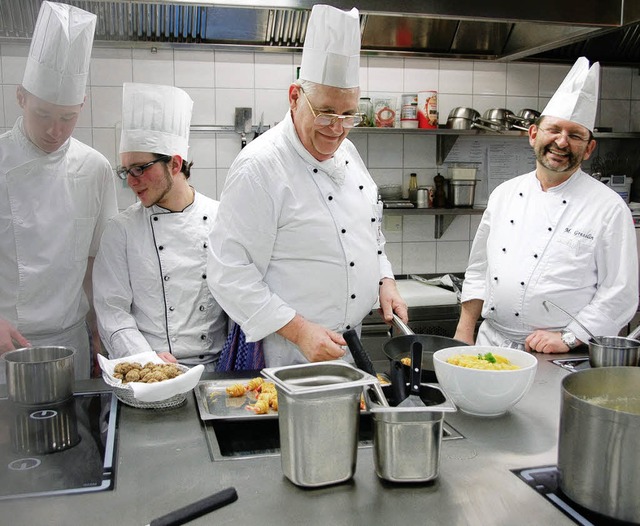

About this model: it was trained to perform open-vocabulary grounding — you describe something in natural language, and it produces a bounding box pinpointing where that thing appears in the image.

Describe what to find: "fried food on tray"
[114,361,184,384]
[223,377,279,413]
[226,383,246,397]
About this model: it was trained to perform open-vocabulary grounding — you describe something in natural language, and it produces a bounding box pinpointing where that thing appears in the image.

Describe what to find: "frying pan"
[383,315,469,382]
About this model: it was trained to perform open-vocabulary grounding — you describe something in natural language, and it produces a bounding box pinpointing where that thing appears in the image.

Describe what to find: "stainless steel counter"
[2,354,581,525]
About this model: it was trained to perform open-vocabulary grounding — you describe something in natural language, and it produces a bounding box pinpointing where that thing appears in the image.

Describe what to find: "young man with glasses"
[207,5,407,367]
[0,2,117,380]
[455,57,638,353]
[92,83,227,369]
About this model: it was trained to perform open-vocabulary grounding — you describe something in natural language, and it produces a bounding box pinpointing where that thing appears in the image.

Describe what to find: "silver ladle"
[542,300,604,345]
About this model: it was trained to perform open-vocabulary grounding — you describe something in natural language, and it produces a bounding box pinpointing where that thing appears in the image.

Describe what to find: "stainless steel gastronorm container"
[558,367,640,523]
[262,361,379,488]
[364,383,456,482]
[5,346,75,405]
[448,179,477,207]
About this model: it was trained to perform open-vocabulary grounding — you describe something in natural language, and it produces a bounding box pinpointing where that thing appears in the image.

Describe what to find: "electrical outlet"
[383,215,402,232]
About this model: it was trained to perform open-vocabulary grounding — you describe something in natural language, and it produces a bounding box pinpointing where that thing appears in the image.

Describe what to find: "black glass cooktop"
[512,466,637,526]
[0,391,118,500]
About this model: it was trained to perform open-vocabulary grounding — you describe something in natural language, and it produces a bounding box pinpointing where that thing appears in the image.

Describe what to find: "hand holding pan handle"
[148,487,238,526]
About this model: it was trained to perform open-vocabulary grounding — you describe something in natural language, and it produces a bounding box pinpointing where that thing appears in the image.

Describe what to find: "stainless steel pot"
[5,346,75,405]
[477,108,530,132]
[588,336,640,367]
[558,367,640,523]
[445,107,497,132]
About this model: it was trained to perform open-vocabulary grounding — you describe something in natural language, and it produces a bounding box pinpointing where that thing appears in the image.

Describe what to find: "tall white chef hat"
[22,1,96,106]
[541,56,600,132]
[299,5,361,88]
[119,83,194,160]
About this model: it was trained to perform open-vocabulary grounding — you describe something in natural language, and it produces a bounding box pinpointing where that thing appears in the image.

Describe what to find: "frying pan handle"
[148,487,238,526]
[392,314,415,336]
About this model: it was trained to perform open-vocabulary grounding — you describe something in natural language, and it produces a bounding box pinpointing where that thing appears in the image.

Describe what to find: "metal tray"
[194,379,278,421]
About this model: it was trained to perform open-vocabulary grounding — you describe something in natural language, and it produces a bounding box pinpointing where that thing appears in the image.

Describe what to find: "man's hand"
[277,315,346,362]
[158,352,179,364]
[0,318,29,355]
[378,278,408,324]
[525,330,576,353]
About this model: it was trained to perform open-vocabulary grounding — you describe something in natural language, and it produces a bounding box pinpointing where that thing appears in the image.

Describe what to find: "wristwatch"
[561,330,579,350]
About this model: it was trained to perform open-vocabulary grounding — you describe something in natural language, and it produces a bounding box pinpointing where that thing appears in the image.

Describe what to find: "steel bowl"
[588,337,640,367]
[447,106,480,121]
[5,346,75,405]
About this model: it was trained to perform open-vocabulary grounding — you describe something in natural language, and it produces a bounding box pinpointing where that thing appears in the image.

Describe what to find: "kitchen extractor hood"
[1,0,640,66]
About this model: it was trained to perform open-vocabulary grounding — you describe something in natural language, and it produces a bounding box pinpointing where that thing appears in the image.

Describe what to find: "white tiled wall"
[1,43,638,275]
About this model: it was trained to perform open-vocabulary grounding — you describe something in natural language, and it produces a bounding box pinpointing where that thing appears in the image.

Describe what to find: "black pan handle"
[148,487,238,526]
[409,341,423,397]
[343,329,377,377]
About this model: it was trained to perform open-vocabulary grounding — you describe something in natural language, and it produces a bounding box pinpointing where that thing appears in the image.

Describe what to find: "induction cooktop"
[0,391,118,500]
[512,466,636,526]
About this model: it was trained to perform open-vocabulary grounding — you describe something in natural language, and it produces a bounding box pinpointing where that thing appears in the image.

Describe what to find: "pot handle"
[628,324,640,340]
[392,314,415,336]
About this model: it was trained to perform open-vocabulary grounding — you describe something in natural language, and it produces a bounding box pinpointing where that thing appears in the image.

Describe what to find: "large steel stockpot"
[558,367,640,523]
[5,346,75,405]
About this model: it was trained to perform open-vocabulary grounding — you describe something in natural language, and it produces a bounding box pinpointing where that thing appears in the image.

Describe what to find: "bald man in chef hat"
[0,2,117,381]
[456,57,638,354]
[92,83,227,369]
[208,5,407,368]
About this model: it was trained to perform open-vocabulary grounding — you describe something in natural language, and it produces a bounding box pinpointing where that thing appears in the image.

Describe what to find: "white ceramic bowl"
[433,346,538,417]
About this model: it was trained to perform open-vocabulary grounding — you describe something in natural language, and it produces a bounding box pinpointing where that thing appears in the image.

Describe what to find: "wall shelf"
[382,207,485,239]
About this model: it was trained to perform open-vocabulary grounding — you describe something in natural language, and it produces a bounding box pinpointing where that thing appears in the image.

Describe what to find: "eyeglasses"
[538,127,591,145]
[116,155,171,180]
[299,88,362,129]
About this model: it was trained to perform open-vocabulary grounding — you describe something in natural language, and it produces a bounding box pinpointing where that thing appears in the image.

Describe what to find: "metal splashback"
[1,0,640,65]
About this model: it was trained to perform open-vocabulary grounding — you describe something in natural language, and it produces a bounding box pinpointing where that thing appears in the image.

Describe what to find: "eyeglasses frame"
[116,155,172,181]
[298,87,362,129]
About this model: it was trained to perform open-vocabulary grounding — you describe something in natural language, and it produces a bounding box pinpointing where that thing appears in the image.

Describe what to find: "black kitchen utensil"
[148,487,238,526]
[343,329,389,407]
[397,341,426,407]
[343,329,377,377]
[389,359,407,406]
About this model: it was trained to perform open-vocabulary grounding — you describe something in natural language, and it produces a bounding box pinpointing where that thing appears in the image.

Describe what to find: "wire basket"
[102,365,190,410]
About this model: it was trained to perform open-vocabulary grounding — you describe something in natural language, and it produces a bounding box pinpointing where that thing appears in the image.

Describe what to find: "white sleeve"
[460,206,491,303]
[570,204,639,340]
[92,219,154,358]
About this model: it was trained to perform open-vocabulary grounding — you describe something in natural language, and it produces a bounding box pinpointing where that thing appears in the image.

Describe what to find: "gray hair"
[294,79,360,98]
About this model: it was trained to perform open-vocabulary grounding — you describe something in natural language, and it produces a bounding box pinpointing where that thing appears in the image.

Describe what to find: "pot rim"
[4,346,76,364]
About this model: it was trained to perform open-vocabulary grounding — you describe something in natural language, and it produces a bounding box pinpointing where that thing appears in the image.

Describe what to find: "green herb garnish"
[478,352,497,364]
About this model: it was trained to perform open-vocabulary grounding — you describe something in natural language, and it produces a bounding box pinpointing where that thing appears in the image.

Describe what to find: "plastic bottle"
[408,173,418,205]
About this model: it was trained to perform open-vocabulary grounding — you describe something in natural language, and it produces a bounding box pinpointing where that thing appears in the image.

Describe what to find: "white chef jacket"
[0,118,117,377]
[462,168,638,345]
[207,111,394,366]
[93,191,227,364]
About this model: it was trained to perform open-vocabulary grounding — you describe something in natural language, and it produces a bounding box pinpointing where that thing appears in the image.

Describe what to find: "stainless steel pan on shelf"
[445,107,498,132]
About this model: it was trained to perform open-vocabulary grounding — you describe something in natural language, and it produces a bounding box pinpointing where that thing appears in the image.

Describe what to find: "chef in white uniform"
[0,2,117,380]
[93,83,227,369]
[455,57,638,352]
[207,5,407,367]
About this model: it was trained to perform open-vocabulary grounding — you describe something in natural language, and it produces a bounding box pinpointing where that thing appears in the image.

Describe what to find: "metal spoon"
[542,300,604,345]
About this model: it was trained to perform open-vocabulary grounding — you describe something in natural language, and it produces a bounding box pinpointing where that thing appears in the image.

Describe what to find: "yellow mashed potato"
[446,352,520,370]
